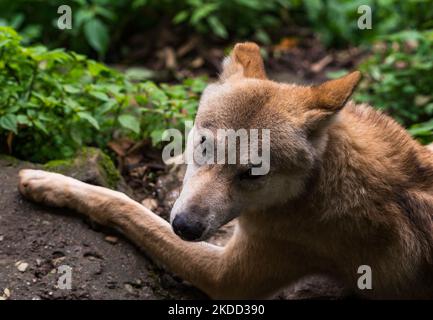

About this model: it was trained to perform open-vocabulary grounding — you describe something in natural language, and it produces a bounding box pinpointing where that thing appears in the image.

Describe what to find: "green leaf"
[173,11,189,24]
[17,114,31,126]
[64,84,81,94]
[33,119,48,134]
[97,100,117,115]
[409,119,433,136]
[118,114,140,134]
[0,39,11,48]
[207,16,228,38]
[150,129,165,145]
[190,3,219,25]
[135,94,148,105]
[326,70,349,79]
[132,0,148,9]
[0,114,18,134]
[70,127,83,145]
[74,9,94,29]
[254,29,271,45]
[77,111,100,130]
[83,19,109,56]
[90,91,110,101]
[94,6,116,20]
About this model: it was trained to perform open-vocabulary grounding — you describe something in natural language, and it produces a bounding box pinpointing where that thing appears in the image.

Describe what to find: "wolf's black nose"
[172,214,206,241]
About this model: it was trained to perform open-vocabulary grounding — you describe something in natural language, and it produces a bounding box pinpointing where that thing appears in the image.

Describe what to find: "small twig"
[310,55,333,73]
[6,132,13,154]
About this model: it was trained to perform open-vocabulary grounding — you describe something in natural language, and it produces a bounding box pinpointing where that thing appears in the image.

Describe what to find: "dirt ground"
[0,156,206,300]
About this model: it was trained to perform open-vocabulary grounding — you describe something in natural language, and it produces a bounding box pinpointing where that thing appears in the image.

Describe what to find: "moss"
[43,158,75,171]
[42,147,121,189]
[0,154,20,167]
[97,151,121,188]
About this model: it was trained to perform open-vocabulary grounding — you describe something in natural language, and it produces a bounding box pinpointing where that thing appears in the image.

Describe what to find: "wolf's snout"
[172,214,206,241]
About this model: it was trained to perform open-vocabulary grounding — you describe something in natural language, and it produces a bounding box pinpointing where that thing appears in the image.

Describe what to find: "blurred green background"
[0,0,433,162]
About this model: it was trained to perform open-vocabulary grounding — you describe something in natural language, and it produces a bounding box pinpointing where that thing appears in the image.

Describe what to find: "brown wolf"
[18,42,433,299]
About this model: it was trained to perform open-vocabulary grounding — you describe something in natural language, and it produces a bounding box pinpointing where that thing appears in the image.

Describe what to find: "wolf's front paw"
[18,169,74,207]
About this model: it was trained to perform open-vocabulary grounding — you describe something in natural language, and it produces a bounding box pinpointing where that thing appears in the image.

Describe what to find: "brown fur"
[18,42,433,299]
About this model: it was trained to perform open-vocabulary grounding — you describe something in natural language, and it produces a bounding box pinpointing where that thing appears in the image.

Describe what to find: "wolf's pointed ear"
[304,72,361,135]
[220,42,267,81]
[311,71,361,111]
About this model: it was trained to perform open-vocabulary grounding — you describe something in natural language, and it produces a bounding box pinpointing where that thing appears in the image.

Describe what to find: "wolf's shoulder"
[344,101,394,126]
[342,101,410,136]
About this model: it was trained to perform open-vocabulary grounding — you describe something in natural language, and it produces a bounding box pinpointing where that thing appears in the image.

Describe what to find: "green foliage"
[0,0,293,59]
[0,27,205,162]
[0,0,140,59]
[1,0,432,55]
[137,78,206,145]
[409,119,433,145]
[297,0,433,47]
[172,0,293,43]
[354,30,433,143]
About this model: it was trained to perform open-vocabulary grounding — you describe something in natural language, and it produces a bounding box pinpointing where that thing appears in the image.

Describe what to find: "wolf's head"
[170,42,361,241]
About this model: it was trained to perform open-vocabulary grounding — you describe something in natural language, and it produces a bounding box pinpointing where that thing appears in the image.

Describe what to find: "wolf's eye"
[200,136,207,157]
[238,167,262,181]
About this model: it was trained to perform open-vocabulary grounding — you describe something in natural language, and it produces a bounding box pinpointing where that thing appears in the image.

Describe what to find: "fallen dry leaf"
[273,37,299,53]
[108,138,135,157]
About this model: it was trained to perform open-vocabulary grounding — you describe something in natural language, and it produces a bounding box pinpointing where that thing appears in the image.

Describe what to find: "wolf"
[18,42,433,299]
